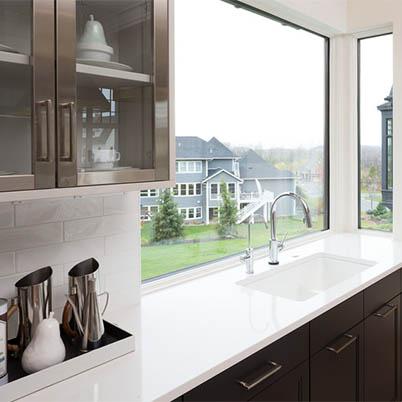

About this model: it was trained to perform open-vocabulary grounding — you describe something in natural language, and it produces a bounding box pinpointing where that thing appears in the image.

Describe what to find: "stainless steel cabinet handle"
[374,304,397,319]
[59,102,75,161]
[37,99,52,161]
[237,361,282,391]
[326,334,357,354]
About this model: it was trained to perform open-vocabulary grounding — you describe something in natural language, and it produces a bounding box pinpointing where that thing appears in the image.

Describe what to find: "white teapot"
[22,312,66,374]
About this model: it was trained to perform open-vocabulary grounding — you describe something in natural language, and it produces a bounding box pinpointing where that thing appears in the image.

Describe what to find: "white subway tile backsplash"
[15,197,103,226]
[15,237,105,272]
[0,191,140,313]
[0,272,26,299]
[97,251,137,274]
[0,252,15,277]
[51,264,64,287]
[53,284,69,310]
[64,214,135,241]
[0,222,63,253]
[103,193,135,215]
[0,203,14,228]
[105,233,136,255]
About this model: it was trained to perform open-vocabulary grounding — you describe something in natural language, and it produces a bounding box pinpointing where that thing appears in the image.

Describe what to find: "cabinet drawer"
[311,322,364,401]
[364,270,401,318]
[364,295,400,401]
[310,292,363,355]
[183,325,309,401]
[251,361,309,402]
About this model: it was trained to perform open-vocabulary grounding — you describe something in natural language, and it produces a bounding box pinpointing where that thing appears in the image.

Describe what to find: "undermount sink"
[238,253,376,302]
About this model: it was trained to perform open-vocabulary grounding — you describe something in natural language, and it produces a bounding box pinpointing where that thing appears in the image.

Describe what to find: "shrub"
[152,190,184,242]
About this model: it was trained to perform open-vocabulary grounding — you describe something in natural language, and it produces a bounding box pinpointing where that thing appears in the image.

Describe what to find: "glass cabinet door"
[57,0,170,187]
[0,0,55,192]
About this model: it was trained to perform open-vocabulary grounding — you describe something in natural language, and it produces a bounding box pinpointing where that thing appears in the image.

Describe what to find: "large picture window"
[359,34,393,232]
[141,0,329,282]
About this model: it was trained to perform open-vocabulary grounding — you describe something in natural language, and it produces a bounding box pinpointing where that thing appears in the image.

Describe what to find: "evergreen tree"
[152,189,184,242]
[217,182,238,238]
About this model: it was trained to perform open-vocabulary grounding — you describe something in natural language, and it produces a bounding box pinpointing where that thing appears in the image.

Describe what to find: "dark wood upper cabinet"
[310,322,364,402]
[364,295,400,401]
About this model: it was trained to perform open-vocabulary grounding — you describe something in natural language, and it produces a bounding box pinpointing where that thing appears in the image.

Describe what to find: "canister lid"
[0,298,7,315]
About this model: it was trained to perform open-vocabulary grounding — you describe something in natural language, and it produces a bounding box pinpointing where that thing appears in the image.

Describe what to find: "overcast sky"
[360,34,393,147]
[174,0,393,149]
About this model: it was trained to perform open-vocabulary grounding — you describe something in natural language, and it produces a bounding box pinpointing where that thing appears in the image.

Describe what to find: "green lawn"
[360,214,392,232]
[141,216,324,280]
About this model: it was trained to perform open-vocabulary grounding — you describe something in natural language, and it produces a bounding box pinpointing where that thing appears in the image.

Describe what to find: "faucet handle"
[279,232,288,251]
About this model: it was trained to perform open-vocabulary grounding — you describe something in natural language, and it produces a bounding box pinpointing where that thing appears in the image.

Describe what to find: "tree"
[217,182,238,238]
[152,190,184,242]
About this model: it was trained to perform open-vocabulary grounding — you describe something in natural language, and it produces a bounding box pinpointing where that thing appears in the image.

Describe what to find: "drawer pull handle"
[326,334,357,354]
[237,361,282,391]
[374,304,397,319]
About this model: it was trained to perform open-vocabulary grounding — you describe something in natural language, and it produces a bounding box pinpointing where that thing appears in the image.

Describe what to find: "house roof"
[239,150,294,179]
[176,136,236,159]
[378,87,393,112]
[202,168,243,183]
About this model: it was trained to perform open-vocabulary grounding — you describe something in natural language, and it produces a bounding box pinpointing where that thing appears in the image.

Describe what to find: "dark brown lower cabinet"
[250,361,309,402]
[310,322,364,401]
[364,295,400,401]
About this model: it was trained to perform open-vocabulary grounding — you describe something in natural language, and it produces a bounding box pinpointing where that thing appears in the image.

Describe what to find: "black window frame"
[142,0,331,283]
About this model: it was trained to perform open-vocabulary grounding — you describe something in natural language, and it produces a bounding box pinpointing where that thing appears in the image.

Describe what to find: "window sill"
[357,228,393,238]
[141,229,332,296]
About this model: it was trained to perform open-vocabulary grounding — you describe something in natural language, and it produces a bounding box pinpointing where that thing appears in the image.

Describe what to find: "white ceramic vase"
[22,312,66,374]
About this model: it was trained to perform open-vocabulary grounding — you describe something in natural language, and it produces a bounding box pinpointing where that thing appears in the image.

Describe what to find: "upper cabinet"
[0,0,171,193]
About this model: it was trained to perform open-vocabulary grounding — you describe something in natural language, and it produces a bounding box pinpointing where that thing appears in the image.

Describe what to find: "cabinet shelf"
[0,50,30,66]
[76,63,151,89]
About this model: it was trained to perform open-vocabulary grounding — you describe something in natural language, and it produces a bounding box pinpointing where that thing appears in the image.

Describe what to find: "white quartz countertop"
[16,233,402,402]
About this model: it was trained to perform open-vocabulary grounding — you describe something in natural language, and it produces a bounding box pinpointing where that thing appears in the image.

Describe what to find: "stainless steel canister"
[14,267,53,352]
[67,258,99,324]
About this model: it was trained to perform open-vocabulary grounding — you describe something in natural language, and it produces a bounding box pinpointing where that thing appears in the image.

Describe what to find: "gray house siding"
[141,137,298,224]
[140,194,160,208]
[208,159,234,172]
[205,171,241,209]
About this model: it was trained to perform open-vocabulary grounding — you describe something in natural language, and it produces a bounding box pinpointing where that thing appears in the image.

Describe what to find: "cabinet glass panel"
[76,0,154,178]
[0,1,32,178]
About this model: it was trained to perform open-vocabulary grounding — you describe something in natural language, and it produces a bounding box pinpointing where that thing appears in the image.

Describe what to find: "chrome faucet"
[269,192,312,265]
[241,214,269,274]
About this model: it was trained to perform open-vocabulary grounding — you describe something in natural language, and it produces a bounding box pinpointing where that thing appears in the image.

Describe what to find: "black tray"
[7,321,132,383]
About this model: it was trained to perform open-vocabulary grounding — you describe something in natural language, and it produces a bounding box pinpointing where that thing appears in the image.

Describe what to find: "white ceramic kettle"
[21,312,66,374]
[77,15,114,61]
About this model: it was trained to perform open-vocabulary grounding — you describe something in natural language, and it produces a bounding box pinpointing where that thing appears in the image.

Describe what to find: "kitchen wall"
[348,0,398,32]
[0,192,140,321]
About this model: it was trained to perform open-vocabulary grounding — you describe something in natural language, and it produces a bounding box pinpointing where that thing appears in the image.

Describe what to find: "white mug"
[93,149,121,164]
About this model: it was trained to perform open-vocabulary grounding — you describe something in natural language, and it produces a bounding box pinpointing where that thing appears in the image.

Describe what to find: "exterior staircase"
[236,190,274,224]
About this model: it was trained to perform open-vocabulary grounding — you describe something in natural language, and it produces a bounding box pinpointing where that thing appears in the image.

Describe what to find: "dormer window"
[176,161,202,173]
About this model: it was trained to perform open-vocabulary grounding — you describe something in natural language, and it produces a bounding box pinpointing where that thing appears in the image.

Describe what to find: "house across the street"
[140,137,296,224]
